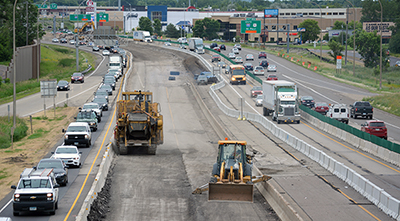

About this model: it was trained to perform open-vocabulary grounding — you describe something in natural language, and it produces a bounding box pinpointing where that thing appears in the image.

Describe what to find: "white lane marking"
[0,199,12,214]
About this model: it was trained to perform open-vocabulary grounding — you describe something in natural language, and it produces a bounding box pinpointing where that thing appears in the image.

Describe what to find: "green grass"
[0,44,96,105]
[0,169,9,180]
[364,94,400,117]
[0,61,10,66]
[4,148,23,153]
[28,128,49,140]
[0,117,28,149]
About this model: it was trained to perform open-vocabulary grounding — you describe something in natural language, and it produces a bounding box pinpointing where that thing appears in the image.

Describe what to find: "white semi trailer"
[188,38,204,54]
[262,80,300,124]
[133,31,152,42]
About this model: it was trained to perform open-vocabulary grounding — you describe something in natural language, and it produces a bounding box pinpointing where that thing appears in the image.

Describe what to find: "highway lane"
[213,44,400,144]
[0,43,125,220]
[186,45,390,219]
[100,42,279,220]
[199,45,399,219]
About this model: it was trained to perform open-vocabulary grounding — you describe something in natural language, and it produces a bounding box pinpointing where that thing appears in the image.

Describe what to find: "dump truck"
[113,91,163,155]
[192,139,271,202]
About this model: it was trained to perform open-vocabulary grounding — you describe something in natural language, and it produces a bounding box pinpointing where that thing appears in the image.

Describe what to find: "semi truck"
[188,37,204,54]
[133,31,152,42]
[262,80,300,124]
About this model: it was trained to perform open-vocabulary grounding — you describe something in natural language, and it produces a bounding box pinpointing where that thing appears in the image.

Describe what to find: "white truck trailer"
[133,31,152,42]
[262,80,300,124]
[188,38,204,54]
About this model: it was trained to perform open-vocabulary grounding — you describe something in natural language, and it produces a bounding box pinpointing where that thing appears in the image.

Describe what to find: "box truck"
[262,80,300,124]
[133,31,152,42]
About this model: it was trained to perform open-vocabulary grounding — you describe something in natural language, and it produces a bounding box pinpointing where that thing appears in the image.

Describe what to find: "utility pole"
[345,6,349,65]
[26,2,29,45]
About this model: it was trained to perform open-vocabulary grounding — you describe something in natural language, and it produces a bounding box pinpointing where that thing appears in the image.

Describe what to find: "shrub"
[54,48,71,54]
[58,58,75,67]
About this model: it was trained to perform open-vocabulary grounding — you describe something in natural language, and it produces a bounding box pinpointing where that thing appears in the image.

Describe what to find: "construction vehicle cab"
[192,139,271,202]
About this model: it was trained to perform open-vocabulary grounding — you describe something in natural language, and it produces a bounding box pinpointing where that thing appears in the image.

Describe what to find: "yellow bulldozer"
[193,139,271,202]
[113,91,163,155]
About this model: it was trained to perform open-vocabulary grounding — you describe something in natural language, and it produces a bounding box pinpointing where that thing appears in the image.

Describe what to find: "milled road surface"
[94,42,278,220]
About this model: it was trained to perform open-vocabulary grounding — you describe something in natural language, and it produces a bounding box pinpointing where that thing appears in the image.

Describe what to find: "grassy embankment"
[0,44,96,105]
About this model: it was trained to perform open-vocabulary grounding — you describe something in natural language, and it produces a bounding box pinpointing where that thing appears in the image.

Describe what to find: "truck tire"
[119,144,128,155]
[148,144,156,155]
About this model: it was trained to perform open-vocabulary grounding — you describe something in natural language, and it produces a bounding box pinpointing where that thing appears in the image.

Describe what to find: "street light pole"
[13,0,18,129]
[378,0,383,90]
[345,0,356,76]
[311,2,322,62]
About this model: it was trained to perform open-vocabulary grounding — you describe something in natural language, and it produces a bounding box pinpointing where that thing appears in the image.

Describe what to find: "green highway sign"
[69,14,91,21]
[50,3,57,9]
[240,20,261,34]
[97,13,109,22]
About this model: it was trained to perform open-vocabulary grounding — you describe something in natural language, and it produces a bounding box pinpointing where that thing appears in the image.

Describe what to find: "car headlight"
[231,77,236,80]
[65,135,68,139]
[85,134,89,139]
[14,193,20,202]
[47,193,53,201]
[243,77,246,80]
[90,122,95,125]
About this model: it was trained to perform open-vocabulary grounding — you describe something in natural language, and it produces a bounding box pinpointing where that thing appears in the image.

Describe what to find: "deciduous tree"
[298,19,320,41]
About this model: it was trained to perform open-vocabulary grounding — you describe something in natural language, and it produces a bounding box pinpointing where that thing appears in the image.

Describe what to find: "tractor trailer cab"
[262,80,300,124]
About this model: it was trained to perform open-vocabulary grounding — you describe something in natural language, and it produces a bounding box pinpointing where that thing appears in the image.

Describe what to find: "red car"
[361,120,387,140]
[250,86,262,98]
[312,102,329,115]
[71,72,84,83]
[213,47,221,52]
[258,52,267,59]
[266,74,278,81]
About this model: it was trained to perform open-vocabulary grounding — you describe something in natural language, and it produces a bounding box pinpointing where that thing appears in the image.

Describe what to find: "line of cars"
[10,46,126,217]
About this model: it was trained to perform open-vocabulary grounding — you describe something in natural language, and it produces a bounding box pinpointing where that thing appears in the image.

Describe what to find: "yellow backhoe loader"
[192,139,271,202]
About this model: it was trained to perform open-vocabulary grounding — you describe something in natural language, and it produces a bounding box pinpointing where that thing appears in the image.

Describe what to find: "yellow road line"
[302,121,400,174]
[63,54,128,221]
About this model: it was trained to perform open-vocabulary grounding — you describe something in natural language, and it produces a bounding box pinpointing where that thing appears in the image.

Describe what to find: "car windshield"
[58,81,68,86]
[232,69,245,76]
[281,101,296,105]
[109,70,118,74]
[109,63,120,67]
[96,91,108,96]
[369,122,385,127]
[253,86,261,90]
[77,112,94,120]
[220,143,244,162]
[83,104,98,109]
[67,126,86,132]
[255,67,263,70]
[104,79,114,84]
[56,147,78,154]
[302,96,313,100]
[37,161,63,169]
[256,95,263,99]
[93,98,106,103]
[316,103,328,107]
[18,179,51,189]
[72,73,82,77]
[269,65,276,68]
[268,75,277,78]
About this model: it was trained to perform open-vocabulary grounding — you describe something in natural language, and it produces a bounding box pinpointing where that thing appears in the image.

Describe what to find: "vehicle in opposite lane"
[71,73,84,83]
[57,80,70,91]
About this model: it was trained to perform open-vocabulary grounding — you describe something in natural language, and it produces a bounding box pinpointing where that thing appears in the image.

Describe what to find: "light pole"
[311,2,322,62]
[128,3,131,33]
[378,0,383,90]
[13,0,18,128]
[345,0,356,76]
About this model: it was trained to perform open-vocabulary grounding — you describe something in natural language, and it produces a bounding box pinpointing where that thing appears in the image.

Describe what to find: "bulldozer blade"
[208,183,254,202]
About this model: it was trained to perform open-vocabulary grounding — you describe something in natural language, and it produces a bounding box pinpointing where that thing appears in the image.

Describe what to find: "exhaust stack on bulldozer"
[193,139,271,202]
[113,91,163,155]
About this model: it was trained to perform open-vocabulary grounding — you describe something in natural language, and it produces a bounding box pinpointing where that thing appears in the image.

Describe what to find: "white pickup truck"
[326,103,349,124]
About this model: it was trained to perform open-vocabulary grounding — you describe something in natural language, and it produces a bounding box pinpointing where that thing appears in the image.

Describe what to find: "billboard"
[264,9,278,18]
[363,22,394,37]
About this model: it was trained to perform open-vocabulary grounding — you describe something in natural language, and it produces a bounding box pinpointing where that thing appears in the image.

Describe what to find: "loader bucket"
[208,183,254,202]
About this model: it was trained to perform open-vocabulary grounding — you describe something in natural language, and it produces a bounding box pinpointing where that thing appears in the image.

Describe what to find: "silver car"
[246,54,254,61]
[267,65,277,72]
[255,95,263,107]
[51,146,82,167]
[228,53,236,59]
[254,66,265,76]
[235,57,243,64]
[232,48,239,54]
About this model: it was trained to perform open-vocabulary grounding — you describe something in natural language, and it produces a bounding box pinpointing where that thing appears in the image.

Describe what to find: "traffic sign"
[97,13,109,22]
[240,20,261,34]
[297,28,306,32]
[50,3,57,9]
[336,56,342,69]
[69,14,91,21]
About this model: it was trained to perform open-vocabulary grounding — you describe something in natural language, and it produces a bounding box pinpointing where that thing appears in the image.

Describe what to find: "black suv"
[35,159,68,186]
[210,43,218,48]
[220,44,226,50]
[259,60,269,68]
